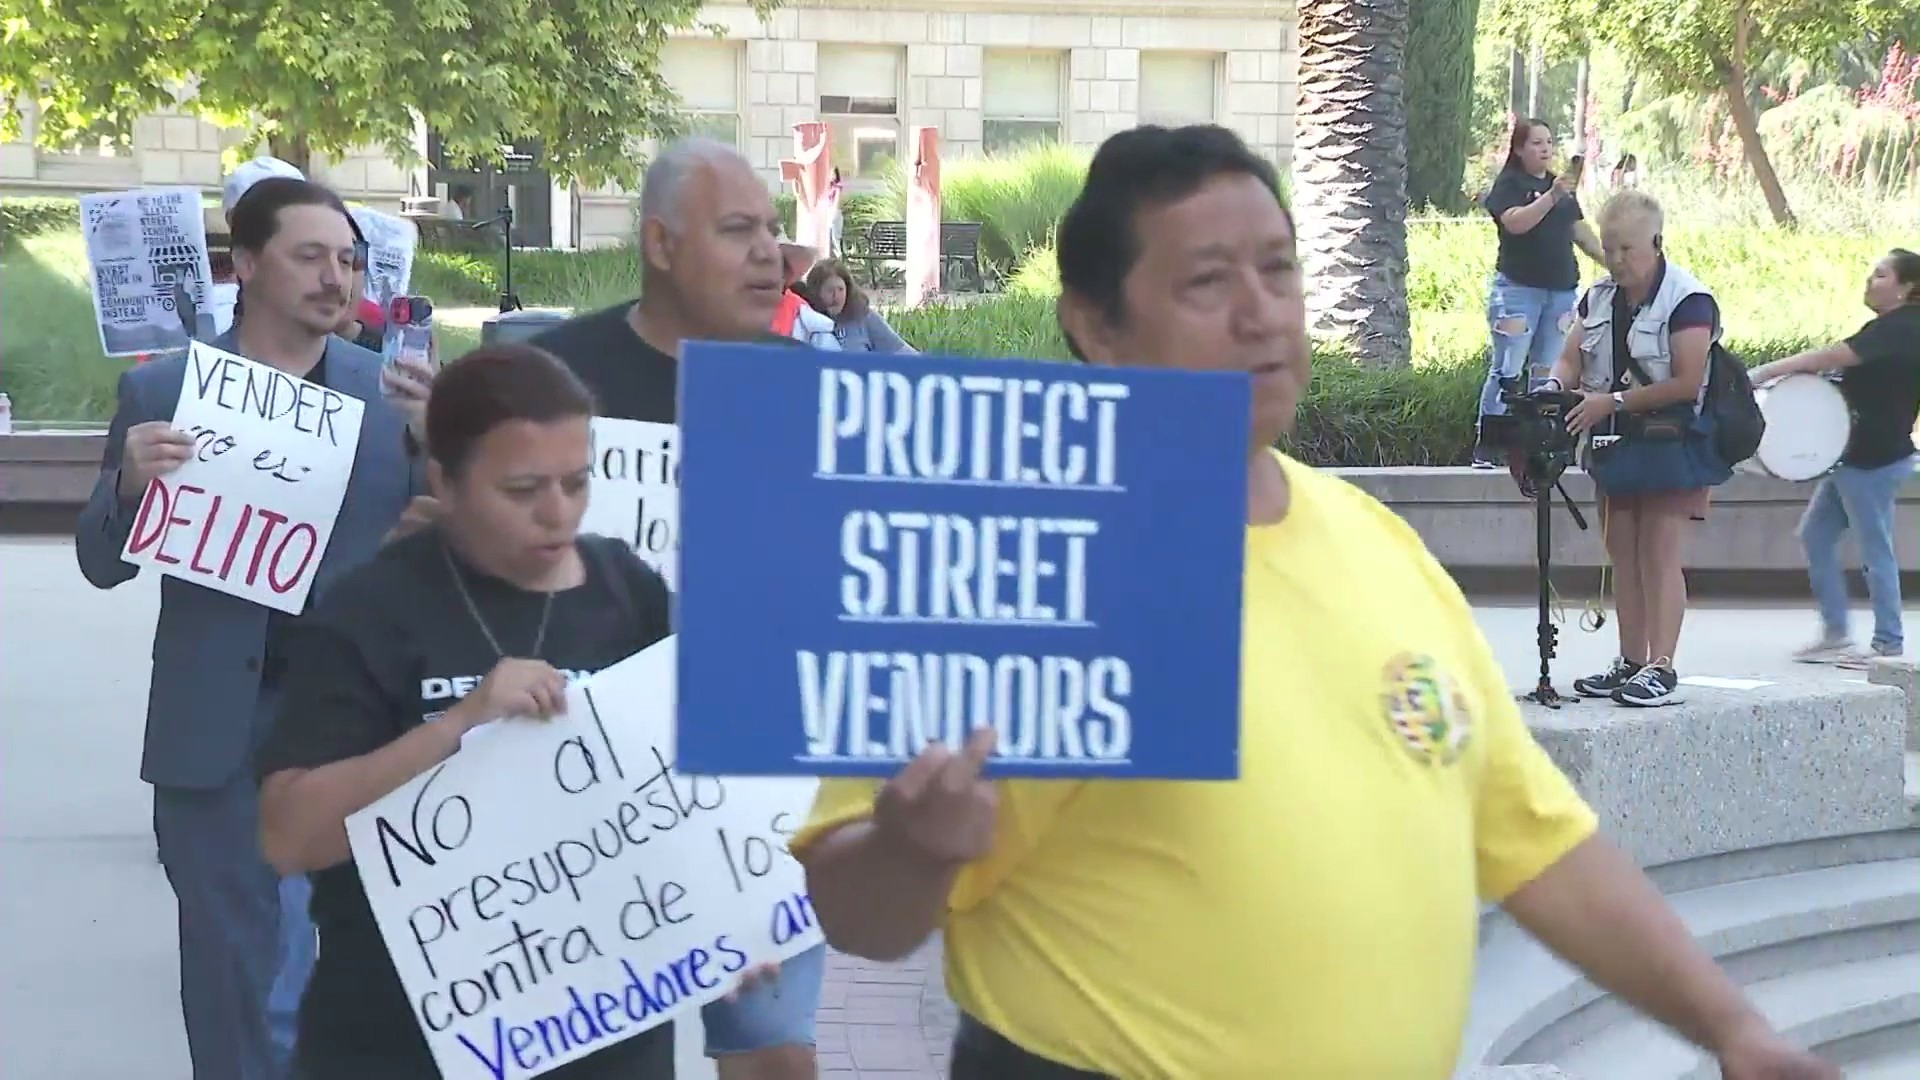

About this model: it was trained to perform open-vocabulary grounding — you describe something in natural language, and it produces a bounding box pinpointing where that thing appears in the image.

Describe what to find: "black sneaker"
[1613,663,1683,707]
[1573,657,1642,698]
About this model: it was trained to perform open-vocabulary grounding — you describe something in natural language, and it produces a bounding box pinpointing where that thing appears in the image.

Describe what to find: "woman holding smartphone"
[1473,118,1607,467]
[256,343,682,1077]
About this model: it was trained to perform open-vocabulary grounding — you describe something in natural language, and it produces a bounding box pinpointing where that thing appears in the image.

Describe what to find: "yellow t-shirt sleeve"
[1347,478,1598,902]
[790,776,1081,913]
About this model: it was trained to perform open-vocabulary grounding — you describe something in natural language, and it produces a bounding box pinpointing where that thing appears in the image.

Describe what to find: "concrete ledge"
[1459,681,1918,1078]
[5,439,1916,590]
[1521,678,1912,868]
[1868,658,1919,752]
[1338,467,1920,574]
[0,431,103,502]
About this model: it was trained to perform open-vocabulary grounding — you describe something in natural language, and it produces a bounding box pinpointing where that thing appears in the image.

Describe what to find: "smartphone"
[383,295,435,372]
[1566,154,1586,185]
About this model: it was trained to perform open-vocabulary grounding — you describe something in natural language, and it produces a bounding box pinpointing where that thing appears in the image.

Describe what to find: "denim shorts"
[699,943,826,1055]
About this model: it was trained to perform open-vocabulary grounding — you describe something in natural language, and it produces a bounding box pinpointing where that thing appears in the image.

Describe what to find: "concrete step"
[1459,858,1919,1072]
[1548,952,1919,1080]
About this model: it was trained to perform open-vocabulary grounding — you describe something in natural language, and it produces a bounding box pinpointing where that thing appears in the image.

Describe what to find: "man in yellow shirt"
[790,125,1835,1079]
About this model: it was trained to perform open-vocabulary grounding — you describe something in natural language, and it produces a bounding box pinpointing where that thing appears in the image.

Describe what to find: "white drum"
[1742,373,1852,481]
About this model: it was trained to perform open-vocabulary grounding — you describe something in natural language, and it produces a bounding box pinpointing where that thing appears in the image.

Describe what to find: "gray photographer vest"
[1575,262,1720,411]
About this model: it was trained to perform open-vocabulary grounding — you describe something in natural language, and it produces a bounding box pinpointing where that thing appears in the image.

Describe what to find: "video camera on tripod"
[1493,377,1592,708]
[1496,378,1581,494]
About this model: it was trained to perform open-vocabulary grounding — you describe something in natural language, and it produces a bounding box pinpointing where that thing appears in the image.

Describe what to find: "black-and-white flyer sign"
[80,186,215,356]
[350,206,418,312]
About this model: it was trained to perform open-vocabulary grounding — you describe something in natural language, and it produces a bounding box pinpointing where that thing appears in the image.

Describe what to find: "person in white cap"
[208,156,308,337]
[223,155,307,220]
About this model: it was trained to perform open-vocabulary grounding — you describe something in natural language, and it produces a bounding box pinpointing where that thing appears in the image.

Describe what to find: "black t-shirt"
[256,529,674,1079]
[1483,167,1584,292]
[530,301,801,421]
[1838,303,1920,468]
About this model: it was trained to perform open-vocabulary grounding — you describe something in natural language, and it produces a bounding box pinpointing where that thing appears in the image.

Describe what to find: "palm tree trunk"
[1292,0,1413,367]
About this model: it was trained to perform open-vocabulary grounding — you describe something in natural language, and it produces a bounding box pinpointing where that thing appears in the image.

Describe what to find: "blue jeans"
[701,942,827,1054]
[1478,274,1579,421]
[270,874,316,1066]
[1799,456,1914,650]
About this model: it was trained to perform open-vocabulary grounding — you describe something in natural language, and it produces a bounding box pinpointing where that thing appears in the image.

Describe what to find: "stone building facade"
[1,0,1295,250]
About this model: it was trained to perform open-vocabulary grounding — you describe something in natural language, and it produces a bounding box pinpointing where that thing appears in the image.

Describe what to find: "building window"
[818,45,902,181]
[661,38,744,148]
[1139,52,1220,126]
[983,50,1063,155]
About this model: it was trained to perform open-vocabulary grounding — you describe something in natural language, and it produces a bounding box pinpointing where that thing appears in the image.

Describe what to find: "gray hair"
[638,137,751,232]
[1598,189,1664,238]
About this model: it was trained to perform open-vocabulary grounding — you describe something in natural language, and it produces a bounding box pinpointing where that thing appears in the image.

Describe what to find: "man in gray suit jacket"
[75,177,429,1079]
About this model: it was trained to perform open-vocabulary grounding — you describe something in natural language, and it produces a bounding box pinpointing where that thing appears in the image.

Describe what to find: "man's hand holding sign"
[119,341,366,613]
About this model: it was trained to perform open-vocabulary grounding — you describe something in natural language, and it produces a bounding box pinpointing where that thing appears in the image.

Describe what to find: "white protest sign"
[345,638,822,1080]
[80,186,216,356]
[120,342,366,614]
[580,418,680,589]
[350,206,419,311]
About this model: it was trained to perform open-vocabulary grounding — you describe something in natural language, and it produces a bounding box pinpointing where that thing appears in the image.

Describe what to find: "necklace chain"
[441,540,553,660]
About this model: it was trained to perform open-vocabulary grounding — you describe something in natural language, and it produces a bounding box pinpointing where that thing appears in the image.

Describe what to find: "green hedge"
[0,197,79,250]
[888,292,1825,467]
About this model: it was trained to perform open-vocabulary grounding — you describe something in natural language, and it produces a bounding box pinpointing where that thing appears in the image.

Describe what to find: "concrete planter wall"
[6,431,1917,585]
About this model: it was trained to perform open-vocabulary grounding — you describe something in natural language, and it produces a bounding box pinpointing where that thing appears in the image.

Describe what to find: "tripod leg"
[1535,476,1558,698]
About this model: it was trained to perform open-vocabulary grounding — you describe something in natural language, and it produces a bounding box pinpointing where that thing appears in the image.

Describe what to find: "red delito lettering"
[153,484,207,566]
[266,522,320,594]
[188,494,225,574]
[244,509,290,586]
[126,478,174,555]
[218,504,256,579]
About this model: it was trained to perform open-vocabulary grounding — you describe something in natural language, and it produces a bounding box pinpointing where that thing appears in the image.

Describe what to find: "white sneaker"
[1835,642,1902,671]
[1793,635,1853,664]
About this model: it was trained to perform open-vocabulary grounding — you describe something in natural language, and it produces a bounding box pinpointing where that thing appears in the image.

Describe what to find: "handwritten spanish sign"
[120,341,366,614]
[580,419,680,590]
[345,639,822,1080]
[674,343,1251,779]
[80,186,216,355]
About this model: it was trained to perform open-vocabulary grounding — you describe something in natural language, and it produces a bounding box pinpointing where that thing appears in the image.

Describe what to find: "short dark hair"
[426,344,597,476]
[1887,248,1920,302]
[229,177,353,253]
[1055,124,1286,356]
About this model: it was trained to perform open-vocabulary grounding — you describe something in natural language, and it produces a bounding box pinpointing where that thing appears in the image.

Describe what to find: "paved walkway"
[1,536,1908,1079]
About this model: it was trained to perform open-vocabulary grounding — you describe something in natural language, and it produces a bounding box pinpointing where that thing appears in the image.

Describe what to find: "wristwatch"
[1611,391,1626,411]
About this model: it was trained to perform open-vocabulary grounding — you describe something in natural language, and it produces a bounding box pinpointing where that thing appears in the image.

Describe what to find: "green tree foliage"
[1405,0,1482,211]
[1481,0,1909,225]
[0,0,767,187]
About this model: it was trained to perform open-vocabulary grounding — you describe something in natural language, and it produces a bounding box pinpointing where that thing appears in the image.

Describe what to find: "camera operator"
[1540,191,1731,708]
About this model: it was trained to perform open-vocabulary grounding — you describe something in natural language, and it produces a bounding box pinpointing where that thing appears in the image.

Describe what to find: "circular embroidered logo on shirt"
[1380,652,1474,766]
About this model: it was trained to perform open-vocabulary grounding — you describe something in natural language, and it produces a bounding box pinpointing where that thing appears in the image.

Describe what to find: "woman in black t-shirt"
[257,344,680,1078]
[1750,249,1920,668]
[1472,118,1606,467]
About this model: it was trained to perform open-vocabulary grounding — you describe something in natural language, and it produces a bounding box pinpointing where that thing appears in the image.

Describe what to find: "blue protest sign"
[674,342,1249,779]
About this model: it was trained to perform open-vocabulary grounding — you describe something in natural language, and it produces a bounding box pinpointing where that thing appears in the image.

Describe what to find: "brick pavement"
[814,936,959,1080]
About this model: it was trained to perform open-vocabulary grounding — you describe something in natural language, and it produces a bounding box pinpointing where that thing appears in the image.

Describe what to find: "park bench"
[847,220,991,294]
